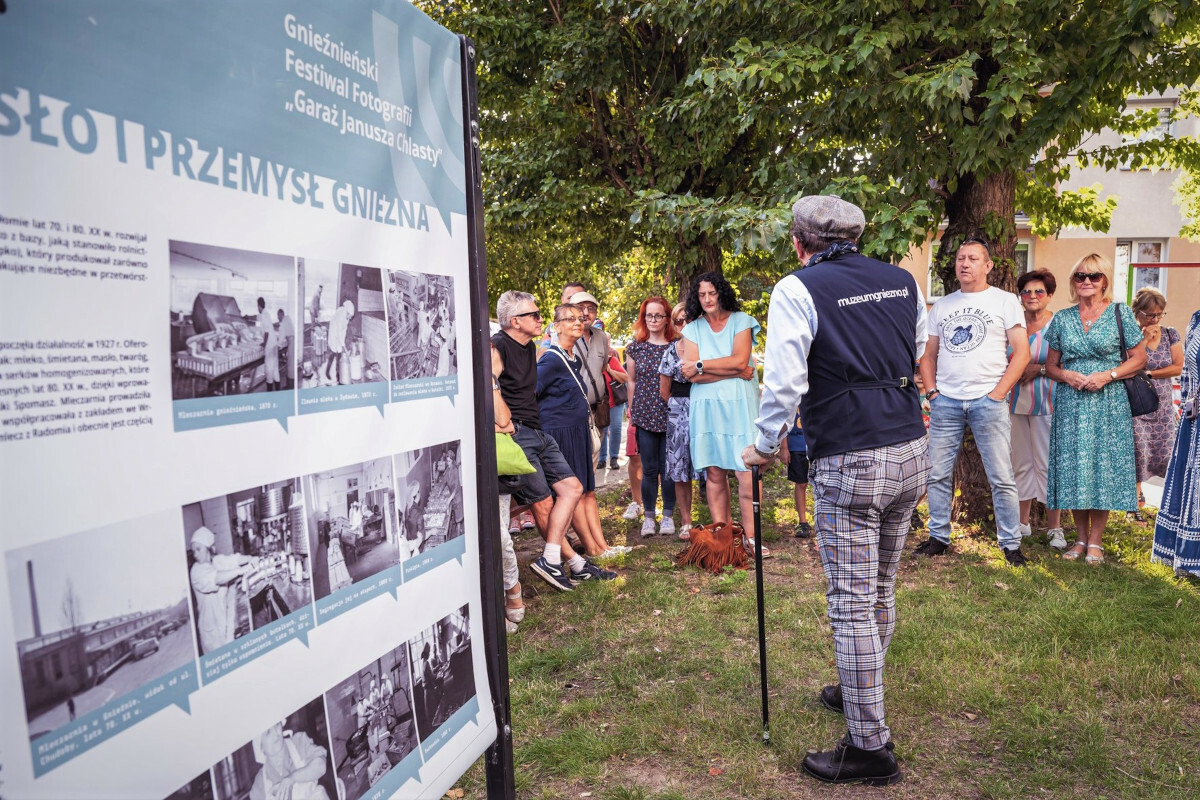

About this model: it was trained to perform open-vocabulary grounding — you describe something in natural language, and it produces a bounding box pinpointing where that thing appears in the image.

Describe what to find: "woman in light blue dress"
[679,272,765,555]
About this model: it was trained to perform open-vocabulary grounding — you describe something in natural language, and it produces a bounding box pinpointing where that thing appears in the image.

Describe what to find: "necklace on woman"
[1079,302,1107,331]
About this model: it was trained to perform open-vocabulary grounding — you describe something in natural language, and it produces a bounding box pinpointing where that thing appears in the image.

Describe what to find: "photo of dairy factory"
[5,514,195,741]
[169,241,297,399]
[394,441,464,562]
[298,258,389,388]
[304,457,401,601]
[409,605,474,740]
[325,643,419,800]
[181,479,313,656]
[386,270,456,381]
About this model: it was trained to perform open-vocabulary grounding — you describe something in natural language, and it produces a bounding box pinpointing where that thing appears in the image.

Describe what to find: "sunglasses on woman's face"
[673,317,687,326]
[1072,272,1103,283]
[1020,288,1046,296]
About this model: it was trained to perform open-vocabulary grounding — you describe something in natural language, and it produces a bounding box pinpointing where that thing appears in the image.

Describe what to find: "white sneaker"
[605,545,633,555]
[1018,523,1033,539]
[1047,528,1067,550]
[640,517,657,536]
[622,502,642,521]
[659,518,676,536]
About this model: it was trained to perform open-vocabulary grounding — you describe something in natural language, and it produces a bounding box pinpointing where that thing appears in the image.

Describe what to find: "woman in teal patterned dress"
[1044,254,1147,563]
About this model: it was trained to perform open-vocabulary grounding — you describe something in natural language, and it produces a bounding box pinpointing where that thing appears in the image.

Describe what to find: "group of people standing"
[622,277,766,554]
[915,243,1193,571]
[487,195,1199,786]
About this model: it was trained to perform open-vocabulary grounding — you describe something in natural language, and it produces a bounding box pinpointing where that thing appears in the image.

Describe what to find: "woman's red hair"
[632,296,675,342]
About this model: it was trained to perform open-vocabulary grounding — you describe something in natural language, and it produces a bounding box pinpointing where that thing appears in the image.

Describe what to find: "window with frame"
[1119,106,1174,170]
[1115,240,1167,300]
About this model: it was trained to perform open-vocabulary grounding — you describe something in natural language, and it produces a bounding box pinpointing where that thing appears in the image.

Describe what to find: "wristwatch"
[924,388,940,400]
[695,360,705,375]
[1109,370,1118,381]
[1039,365,1046,376]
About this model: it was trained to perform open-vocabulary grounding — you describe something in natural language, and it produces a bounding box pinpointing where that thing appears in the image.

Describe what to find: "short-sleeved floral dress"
[658,341,693,482]
[1044,303,1142,511]
[1133,326,1180,482]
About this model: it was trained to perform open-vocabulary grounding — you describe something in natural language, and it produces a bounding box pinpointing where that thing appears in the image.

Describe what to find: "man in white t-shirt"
[916,238,1032,565]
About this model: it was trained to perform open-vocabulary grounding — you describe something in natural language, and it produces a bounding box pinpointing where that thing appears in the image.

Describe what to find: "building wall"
[897,90,1199,333]
[899,236,1200,333]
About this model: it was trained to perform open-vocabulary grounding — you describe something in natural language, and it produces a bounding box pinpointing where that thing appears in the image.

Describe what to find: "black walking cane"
[751,465,770,745]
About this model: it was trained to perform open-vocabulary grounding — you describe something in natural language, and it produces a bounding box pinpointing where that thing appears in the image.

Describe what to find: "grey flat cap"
[791,195,866,240]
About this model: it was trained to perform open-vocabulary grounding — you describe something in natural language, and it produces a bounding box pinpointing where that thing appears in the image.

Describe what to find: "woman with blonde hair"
[1044,254,1147,562]
[1130,287,1184,520]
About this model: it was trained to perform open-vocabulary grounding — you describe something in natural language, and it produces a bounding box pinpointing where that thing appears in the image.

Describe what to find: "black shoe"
[530,557,575,592]
[1132,510,1147,523]
[570,560,617,582]
[914,538,949,557]
[820,684,843,714]
[1003,547,1028,567]
[802,734,902,786]
[794,522,814,539]
[609,458,619,470]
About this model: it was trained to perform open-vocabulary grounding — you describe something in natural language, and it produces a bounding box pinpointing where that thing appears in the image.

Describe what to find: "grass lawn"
[457,469,1200,799]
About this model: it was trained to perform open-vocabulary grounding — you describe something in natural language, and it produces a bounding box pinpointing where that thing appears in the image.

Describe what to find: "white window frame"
[1115,239,1169,302]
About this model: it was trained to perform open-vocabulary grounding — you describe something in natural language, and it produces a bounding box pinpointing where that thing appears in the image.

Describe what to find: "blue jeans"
[597,403,625,462]
[927,394,1021,549]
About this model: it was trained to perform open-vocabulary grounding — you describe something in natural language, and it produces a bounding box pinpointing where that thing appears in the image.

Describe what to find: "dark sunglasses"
[513,310,543,320]
[961,236,991,255]
[1072,272,1103,283]
[1020,288,1047,296]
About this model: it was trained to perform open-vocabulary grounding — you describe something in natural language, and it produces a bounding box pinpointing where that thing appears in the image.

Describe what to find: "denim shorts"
[498,424,578,505]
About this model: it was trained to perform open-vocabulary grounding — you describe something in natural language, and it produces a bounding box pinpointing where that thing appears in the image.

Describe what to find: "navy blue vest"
[792,253,925,459]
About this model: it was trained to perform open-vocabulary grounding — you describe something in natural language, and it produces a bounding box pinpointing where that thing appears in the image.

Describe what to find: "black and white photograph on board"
[4,516,194,741]
[394,441,464,561]
[298,258,389,388]
[182,479,313,656]
[408,605,475,740]
[164,770,215,800]
[169,241,297,399]
[386,270,456,380]
[325,644,420,800]
[304,457,401,600]
[211,696,337,800]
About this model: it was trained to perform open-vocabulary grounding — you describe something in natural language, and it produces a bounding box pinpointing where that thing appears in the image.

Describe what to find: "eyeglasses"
[644,313,667,321]
[556,316,582,324]
[1020,288,1047,296]
[512,310,542,320]
[1072,272,1103,283]
[1137,310,1165,319]
[578,305,597,315]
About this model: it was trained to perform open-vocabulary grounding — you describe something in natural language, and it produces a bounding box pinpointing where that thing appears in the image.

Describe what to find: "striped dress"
[1152,310,1200,576]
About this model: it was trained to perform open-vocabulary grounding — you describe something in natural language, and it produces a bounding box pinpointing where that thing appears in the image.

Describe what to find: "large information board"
[0,2,502,798]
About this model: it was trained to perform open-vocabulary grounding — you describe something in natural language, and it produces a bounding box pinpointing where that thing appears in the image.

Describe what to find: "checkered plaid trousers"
[811,436,929,750]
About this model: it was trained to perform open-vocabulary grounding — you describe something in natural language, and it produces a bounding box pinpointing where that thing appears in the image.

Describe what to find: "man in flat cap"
[743,195,929,785]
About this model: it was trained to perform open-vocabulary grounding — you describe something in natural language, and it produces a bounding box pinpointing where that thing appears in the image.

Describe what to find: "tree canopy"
[425,0,1200,309]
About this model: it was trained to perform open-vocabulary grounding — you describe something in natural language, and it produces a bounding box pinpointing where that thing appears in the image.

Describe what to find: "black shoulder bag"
[1113,303,1159,417]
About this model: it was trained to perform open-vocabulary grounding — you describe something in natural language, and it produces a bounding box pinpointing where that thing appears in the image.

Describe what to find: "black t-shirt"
[491,330,541,429]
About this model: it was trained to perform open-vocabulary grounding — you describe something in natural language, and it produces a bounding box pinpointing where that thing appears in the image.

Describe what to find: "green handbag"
[496,432,535,475]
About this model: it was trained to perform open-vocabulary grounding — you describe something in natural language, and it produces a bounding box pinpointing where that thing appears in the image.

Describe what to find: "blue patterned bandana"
[805,240,859,267]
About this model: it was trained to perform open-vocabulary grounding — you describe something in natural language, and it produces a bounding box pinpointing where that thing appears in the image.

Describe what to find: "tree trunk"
[936,169,1020,528]
[674,232,722,300]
